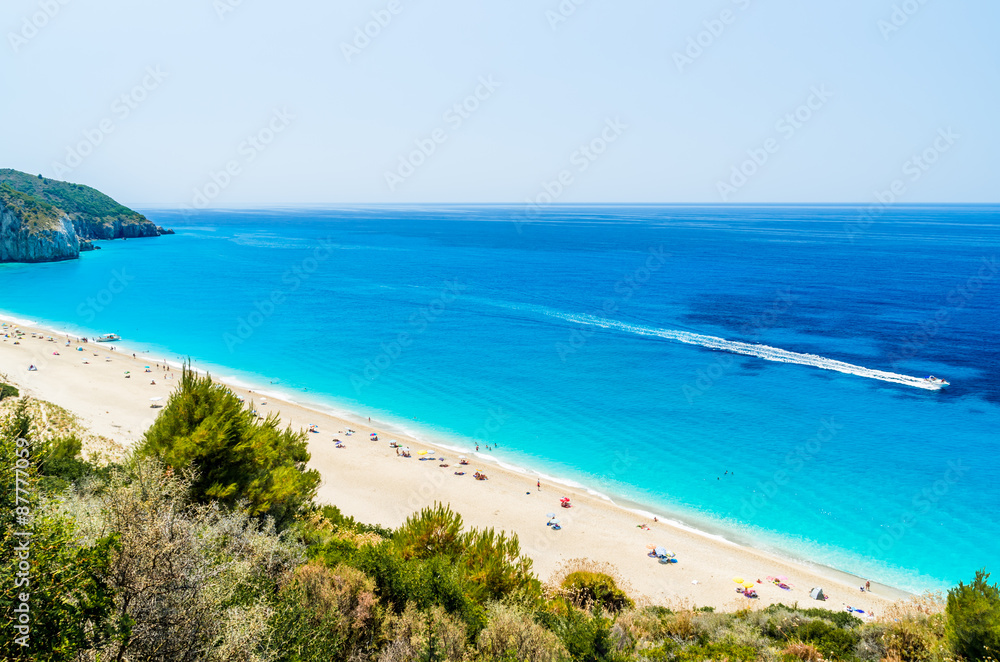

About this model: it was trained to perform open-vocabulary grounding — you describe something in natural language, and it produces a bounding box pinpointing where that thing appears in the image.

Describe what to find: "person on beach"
[866,580,871,591]
[537,479,541,491]
[476,444,479,451]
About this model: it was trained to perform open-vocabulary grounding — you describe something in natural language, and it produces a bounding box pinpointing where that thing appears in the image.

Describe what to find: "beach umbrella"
[645,543,657,550]
[546,513,556,518]
[559,497,570,502]
[549,519,560,525]
[149,397,163,402]
[732,577,745,584]
[743,581,755,589]
[417,450,428,455]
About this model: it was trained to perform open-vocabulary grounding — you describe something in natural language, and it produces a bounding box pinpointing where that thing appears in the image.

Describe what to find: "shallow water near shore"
[2,204,997,593]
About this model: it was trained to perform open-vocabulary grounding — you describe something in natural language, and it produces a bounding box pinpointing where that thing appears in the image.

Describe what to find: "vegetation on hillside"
[1,371,997,661]
[0,169,149,227]
[0,183,64,231]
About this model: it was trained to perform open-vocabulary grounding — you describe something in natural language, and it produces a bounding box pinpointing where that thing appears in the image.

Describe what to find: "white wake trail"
[559,312,943,391]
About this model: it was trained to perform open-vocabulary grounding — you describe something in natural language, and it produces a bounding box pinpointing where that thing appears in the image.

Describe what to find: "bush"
[138,364,320,526]
[270,561,383,661]
[946,568,1000,661]
[0,382,18,401]
[881,617,941,662]
[541,602,624,662]
[561,571,635,614]
[476,602,568,662]
[794,619,860,661]
[782,642,823,661]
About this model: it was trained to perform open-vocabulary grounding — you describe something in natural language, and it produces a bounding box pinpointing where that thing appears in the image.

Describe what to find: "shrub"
[138,364,320,526]
[271,561,383,661]
[0,381,18,401]
[795,619,860,660]
[541,602,624,662]
[476,602,568,662]
[782,642,823,661]
[671,640,760,661]
[378,603,467,662]
[561,571,635,614]
[394,502,466,560]
[946,568,1000,661]
[881,617,940,662]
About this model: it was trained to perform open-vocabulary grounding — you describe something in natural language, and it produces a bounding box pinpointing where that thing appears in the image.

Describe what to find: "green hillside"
[0,169,156,236]
[0,182,64,231]
[0,169,142,221]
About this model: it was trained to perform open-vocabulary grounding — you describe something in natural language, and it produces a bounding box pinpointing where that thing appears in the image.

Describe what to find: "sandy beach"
[0,315,913,614]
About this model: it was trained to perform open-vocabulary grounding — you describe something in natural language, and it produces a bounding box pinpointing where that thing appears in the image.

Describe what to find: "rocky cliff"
[0,169,169,263]
[0,169,163,240]
[0,186,80,262]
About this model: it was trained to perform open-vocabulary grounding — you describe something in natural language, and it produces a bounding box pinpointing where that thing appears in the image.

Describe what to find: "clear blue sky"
[3,0,998,205]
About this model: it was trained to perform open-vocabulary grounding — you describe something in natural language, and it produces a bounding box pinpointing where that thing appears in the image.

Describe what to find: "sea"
[1,204,997,593]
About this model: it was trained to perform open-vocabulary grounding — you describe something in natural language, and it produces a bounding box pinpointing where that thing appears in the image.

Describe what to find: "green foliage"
[0,182,62,230]
[0,168,149,226]
[395,502,466,560]
[674,640,759,661]
[269,561,384,661]
[793,618,860,660]
[392,503,541,607]
[946,568,1000,661]
[321,503,392,537]
[540,603,624,662]
[881,616,942,662]
[0,382,19,401]
[138,364,320,526]
[561,571,634,613]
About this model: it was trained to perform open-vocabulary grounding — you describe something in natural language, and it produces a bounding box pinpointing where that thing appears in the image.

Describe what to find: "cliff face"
[0,205,80,263]
[72,216,160,240]
[0,169,169,263]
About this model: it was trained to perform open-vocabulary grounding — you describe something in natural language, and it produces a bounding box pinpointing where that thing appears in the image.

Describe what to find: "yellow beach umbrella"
[417,450,428,455]
[732,577,745,584]
[744,581,755,589]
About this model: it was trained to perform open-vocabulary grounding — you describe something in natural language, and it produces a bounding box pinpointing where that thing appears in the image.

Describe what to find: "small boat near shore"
[94,333,121,343]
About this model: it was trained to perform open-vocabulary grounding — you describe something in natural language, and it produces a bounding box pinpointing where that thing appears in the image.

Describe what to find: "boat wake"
[554,312,944,391]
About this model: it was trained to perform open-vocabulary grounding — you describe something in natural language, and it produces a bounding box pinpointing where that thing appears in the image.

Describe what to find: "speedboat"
[924,376,950,388]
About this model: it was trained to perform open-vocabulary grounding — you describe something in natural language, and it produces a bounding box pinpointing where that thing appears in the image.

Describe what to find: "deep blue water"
[2,204,997,592]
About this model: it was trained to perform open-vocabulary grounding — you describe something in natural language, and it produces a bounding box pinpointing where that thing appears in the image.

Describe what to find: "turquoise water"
[1,205,997,592]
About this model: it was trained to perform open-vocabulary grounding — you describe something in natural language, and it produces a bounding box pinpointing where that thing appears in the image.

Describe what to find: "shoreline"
[1,312,917,612]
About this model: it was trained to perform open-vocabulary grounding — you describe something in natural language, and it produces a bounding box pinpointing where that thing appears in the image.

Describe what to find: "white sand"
[0,317,911,612]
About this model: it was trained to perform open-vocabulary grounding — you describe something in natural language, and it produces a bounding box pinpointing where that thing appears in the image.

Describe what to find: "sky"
[3,0,999,206]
